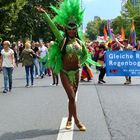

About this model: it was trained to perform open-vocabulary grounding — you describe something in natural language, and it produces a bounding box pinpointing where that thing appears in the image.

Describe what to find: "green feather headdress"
[51,0,84,27]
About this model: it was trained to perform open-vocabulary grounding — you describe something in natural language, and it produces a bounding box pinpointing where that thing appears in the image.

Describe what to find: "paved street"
[0,65,140,140]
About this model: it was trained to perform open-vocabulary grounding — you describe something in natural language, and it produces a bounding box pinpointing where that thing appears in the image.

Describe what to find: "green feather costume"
[51,0,84,28]
[48,41,63,74]
[40,0,100,83]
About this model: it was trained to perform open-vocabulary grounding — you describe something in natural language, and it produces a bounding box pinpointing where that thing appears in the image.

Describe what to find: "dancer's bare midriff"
[62,54,80,71]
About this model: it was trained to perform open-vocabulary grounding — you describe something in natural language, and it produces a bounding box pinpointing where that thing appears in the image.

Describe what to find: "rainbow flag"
[103,25,108,40]
[130,20,136,47]
[107,20,113,42]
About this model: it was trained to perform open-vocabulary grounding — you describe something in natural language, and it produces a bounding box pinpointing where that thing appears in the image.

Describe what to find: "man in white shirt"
[39,42,47,78]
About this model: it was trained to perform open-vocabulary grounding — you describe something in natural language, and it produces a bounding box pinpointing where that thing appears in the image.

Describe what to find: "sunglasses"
[67,23,77,31]
[67,29,76,31]
[67,26,77,30]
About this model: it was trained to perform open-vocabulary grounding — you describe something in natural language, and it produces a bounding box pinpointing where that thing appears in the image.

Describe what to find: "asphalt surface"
[0,65,140,140]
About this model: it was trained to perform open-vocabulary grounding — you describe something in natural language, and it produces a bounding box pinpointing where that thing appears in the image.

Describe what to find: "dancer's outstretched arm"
[36,6,63,43]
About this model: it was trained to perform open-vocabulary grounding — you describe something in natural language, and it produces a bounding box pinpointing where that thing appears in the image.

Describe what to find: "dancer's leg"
[60,71,79,123]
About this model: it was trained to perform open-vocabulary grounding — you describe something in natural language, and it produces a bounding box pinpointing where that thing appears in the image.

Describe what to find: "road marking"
[60,91,78,140]
[57,117,74,140]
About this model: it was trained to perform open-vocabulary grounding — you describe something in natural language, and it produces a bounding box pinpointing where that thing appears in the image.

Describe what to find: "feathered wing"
[48,42,63,74]
[76,39,101,67]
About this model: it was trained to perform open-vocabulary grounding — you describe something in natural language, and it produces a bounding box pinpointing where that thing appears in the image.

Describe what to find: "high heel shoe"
[76,122,86,131]
[66,121,72,129]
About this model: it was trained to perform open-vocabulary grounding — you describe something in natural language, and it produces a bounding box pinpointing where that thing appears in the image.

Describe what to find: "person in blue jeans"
[38,42,47,78]
[25,64,34,87]
[31,42,40,78]
[21,41,39,87]
[0,41,15,93]
[2,67,13,92]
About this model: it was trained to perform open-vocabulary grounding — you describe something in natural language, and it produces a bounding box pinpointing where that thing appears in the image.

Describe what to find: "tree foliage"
[121,0,140,40]
[12,0,61,41]
[86,0,140,41]
[0,0,27,36]
[0,0,60,41]
[86,17,104,40]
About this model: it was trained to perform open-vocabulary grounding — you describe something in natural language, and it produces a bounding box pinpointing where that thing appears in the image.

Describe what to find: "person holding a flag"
[114,38,133,84]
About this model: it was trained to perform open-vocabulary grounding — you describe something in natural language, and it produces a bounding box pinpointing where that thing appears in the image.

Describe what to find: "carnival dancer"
[36,0,99,131]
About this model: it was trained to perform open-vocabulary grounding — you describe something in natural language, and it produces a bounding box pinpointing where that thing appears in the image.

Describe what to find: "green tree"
[133,15,140,40]
[121,0,140,40]
[112,16,123,35]
[86,17,103,40]
[98,20,107,36]
[0,0,60,41]
[12,0,61,42]
[111,16,131,39]
[0,0,27,38]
